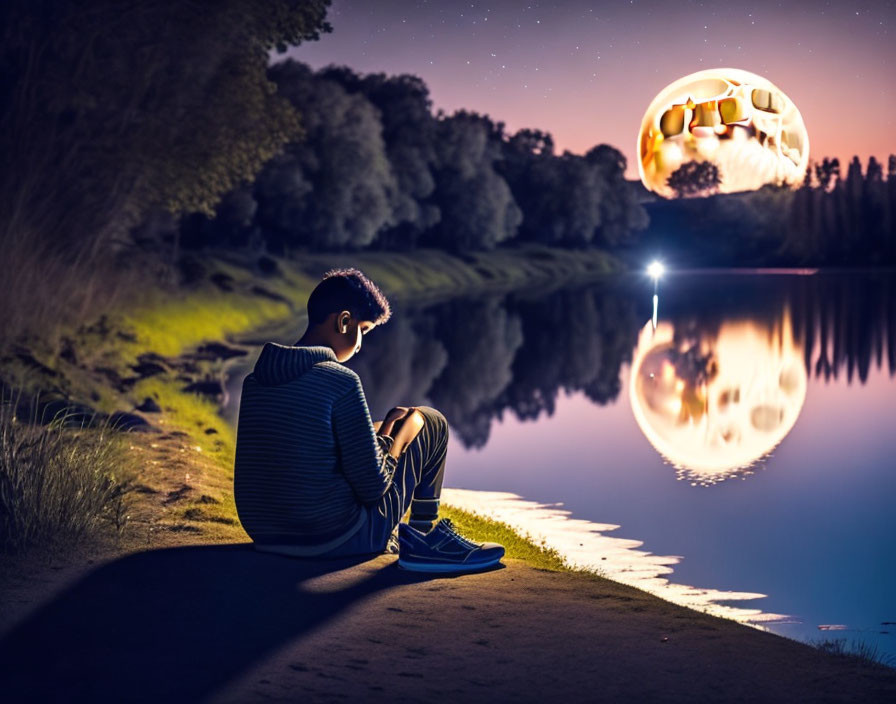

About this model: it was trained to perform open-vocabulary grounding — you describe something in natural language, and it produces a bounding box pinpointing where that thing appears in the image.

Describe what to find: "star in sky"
[282,0,895,175]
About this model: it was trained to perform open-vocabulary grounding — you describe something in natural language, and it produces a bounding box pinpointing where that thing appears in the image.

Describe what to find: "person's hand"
[378,406,415,437]
[387,407,424,459]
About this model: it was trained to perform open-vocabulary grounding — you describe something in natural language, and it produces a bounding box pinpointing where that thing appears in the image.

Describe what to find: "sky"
[277,0,895,179]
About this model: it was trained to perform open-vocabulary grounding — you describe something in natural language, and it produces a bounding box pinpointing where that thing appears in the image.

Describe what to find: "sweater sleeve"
[331,376,398,503]
[376,433,395,455]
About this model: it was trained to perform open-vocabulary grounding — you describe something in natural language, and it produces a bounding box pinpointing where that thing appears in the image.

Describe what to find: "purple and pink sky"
[278,0,895,178]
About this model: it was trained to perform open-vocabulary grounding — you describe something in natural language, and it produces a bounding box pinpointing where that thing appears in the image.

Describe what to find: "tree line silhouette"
[639,154,896,267]
[165,60,648,255]
[786,156,896,265]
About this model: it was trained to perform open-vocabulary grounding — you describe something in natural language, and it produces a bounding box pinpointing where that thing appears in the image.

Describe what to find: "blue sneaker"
[397,518,505,573]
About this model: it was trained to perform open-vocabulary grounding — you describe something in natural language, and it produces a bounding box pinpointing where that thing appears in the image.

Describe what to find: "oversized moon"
[637,68,810,197]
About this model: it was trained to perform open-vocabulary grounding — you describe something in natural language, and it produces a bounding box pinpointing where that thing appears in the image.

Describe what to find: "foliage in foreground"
[0,394,136,554]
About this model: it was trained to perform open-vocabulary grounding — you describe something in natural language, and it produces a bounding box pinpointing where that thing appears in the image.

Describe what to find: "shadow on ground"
[0,544,434,703]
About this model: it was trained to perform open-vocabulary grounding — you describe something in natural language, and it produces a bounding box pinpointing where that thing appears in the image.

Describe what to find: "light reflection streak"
[442,487,791,625]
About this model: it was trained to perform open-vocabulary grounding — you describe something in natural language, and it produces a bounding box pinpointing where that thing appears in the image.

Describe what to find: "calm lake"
[226,270,896,660]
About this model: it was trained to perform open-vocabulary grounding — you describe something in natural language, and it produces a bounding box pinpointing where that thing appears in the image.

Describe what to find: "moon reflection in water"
[630,312,807,484]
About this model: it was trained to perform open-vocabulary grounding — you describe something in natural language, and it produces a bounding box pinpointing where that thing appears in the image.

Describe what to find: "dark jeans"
[319,405,448,557]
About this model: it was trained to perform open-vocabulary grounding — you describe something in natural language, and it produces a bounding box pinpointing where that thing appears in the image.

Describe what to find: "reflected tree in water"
[425,297,524,447]
[351,283,641,449]
[348,274,893,452]
[790,274,896,384]
[350,274,896,447]
[495,285,641,419]
[344,313,448,420]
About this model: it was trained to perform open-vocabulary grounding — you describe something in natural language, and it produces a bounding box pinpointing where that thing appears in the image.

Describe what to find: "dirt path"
[1,546,894,703]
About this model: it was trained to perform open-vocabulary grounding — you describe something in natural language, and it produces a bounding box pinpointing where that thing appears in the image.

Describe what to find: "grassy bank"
[114,242,621,359]
[1,243,620,562]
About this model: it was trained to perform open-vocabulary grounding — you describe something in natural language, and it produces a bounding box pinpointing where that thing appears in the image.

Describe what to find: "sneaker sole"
[397,556,503,573]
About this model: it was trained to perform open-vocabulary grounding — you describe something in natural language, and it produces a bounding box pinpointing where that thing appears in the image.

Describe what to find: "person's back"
[233,266,504,572]
[234,343,384,552]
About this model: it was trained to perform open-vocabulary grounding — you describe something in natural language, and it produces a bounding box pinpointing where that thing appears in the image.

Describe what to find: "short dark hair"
[306,267,392,326]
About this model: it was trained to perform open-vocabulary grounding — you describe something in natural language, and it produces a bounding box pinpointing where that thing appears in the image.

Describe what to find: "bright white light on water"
[647,261,665,280]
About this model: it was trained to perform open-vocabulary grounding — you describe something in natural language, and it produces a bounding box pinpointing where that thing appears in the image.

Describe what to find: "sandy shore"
[2,546,894,703]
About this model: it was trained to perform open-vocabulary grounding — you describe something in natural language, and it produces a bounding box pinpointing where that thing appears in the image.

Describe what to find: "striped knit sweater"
[233,342,398,553]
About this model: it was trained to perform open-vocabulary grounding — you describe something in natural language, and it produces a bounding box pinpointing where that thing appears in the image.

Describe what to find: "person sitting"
[233,266,504,573]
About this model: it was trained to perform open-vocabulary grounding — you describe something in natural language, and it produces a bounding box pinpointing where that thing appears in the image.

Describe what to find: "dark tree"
[814,157,841,191]
[499,140,646,247]
[0,0,331,340]
[1,1,331,250]
[258,60,398,252]
[666,161,722,198]
[586,144,649,246]
[423,110,522,252]
[317,67,442,250]
[161,61,649,256]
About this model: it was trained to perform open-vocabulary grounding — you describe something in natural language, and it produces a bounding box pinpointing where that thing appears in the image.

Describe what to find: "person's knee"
[413,406,448,439]
[414,405,446,425]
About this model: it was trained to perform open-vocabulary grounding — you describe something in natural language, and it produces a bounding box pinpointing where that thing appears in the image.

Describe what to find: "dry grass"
[813,637,896,669]
[0,391,138,554]
[0,232,127,348]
